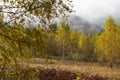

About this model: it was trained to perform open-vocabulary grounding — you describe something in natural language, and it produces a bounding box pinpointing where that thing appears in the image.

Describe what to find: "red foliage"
[80,73,109,80]
[39,69,77,80]
[38,69,109,80]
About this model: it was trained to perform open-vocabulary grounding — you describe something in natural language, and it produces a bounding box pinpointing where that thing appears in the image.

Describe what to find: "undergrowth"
[0,65,111,80]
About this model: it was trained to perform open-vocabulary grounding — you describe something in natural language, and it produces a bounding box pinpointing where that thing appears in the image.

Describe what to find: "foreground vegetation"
[0,58,119,80]
[29,58,120,79]
[0,66,109,80]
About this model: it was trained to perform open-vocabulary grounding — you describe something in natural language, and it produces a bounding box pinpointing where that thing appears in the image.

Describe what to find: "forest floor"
[24,58,120,80]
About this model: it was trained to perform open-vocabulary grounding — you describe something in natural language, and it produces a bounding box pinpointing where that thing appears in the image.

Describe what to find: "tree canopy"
[0,0,72,26]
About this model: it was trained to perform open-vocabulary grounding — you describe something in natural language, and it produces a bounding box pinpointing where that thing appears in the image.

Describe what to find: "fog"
[72,0,120,23]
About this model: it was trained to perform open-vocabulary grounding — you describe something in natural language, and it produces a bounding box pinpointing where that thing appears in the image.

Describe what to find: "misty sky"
[72,0,120,23]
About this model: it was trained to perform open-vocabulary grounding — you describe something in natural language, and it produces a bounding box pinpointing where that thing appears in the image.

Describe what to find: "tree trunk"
[62,45,64,60]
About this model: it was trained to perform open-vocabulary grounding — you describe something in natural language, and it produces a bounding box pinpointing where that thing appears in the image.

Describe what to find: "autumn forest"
[0,0,120,80]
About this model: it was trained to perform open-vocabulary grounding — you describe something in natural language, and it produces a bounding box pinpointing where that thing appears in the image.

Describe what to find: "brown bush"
[39,68,109,80]
[0,67,110,80]
[39,69,77,80]
[80,73,109,80]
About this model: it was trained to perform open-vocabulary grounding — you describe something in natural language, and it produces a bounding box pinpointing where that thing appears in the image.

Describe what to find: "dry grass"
[27,58,120,79]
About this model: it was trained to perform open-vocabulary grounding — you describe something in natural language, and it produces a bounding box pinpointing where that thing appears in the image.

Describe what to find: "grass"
[25,58,120,80]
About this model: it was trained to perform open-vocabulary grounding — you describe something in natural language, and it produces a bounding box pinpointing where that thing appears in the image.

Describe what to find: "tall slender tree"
[95,17,120,64]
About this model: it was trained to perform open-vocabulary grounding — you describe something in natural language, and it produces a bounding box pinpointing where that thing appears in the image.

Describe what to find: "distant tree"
[24,27,45,57]
[55,22,70,59]
[66,30,80,60]
[49,23,58,33]
[115,24,120,63]
[95,17,120,64]
[78,33,93,61]
[44,30,57,56]
[69,30,80,54]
